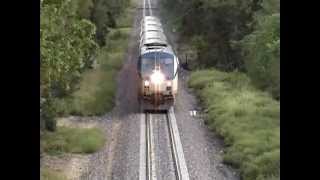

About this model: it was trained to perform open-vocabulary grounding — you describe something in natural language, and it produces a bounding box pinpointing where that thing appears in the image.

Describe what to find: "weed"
[41,127,105,155]
[189,69,280,180]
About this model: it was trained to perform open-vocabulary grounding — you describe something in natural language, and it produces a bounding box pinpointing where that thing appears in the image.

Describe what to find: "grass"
[68,27,131,116]
[55,7,133,116]
[40,167,67,180]
[188,69,280,180]
[41,126,105,155]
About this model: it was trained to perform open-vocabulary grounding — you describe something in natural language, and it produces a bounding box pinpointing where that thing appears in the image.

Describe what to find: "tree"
[240,5,280,99]
[90,0,129,46]
[161,0,280,99]
[40,0,98,131]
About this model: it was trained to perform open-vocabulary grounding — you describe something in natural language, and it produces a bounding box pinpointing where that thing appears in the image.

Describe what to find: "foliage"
[76,0,94,19]
[189,69,280,180]
[57,28,131,116]
[161,0,256,71]
[40,0,98,131]
[239,1,280,99]
[90,0,130,46]
[161,0,280,99]
[41,126,105,154]
[55,7,133,116]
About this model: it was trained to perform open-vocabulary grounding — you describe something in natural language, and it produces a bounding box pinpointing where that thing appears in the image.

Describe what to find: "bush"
[41,127,105,155]
[240,13,280,99]
[189,69,280,180]
[58,27,131,116]
[69,68,117,116]
[41,98,57,131]
[90,0,130,46]
[75,0,94,19]
[116,6,134,28]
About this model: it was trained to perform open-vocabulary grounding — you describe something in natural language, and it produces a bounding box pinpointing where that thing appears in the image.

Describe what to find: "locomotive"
[137,16,179,111]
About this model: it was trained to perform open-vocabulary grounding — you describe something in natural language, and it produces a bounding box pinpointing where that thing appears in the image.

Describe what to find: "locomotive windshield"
[141,52,174,79]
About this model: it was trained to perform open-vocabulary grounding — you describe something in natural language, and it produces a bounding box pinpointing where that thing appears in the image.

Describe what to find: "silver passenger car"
[140,29,167,47]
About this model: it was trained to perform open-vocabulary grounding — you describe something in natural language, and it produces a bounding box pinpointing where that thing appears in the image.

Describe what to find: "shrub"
[240,13,280,99]
[189,69,280,180]
[41,127,105,155]
[58,27,131,116]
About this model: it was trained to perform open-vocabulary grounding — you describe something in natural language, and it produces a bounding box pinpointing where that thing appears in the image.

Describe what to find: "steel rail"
[144,110,190,180]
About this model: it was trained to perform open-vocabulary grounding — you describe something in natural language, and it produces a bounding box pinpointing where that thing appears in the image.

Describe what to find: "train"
[137,16,179,111]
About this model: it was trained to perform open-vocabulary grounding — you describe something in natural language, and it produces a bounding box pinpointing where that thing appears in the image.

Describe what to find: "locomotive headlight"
[150,71,165,84]
[166,81,172,87]
[144,80,150,87]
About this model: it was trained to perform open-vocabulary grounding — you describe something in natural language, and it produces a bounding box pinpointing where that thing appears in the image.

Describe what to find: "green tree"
[161,0,279,99]
[240,0,280,99]
[90,0,129,46]
[40,0,98,131]
[161,0,260,71]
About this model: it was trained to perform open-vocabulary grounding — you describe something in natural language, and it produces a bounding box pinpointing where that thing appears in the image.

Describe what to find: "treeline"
[161,0,280,99]
[90,0,130,45]
[40,0,130,132]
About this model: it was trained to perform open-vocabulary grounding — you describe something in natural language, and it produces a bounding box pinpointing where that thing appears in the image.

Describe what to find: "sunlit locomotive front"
[138,16,179,111]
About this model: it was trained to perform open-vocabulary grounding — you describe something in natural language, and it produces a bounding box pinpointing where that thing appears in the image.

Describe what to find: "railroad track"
[139,0,189,178]
[140,108,190,180]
